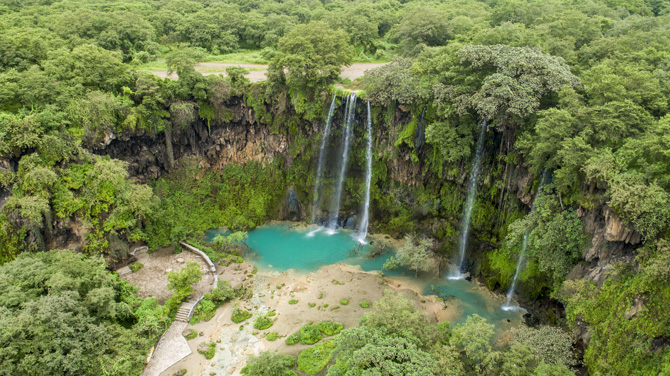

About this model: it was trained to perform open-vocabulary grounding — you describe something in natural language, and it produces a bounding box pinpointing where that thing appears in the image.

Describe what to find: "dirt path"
[146,62,387,83]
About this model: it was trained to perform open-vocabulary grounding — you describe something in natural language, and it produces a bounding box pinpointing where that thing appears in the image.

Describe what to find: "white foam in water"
[326,228,338,235]
[306,227,323,237]
[501,304,522,312]
[446,265,466,280]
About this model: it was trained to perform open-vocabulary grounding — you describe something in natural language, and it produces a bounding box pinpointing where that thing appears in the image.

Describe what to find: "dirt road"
[147,62,387,82]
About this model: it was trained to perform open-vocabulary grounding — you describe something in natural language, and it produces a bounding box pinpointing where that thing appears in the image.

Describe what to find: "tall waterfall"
[328,93,357,230]
[451,120,488,279]
[356,101,373,243]
[502,170,548,311]
[310,95,337,224]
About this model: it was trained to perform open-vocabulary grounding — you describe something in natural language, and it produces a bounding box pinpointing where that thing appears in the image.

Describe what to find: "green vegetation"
[299,324,322,345]
[197,342,216,360]
[359,301,371,308]
[190,281,235,324]
[253,313,275,330]
[339,299,349,306]
[288,299,298,305]
[184,330,198,341]
[231,305,252,324]
[266,332,278,341]
[130,262,144,272]
[165,261,203,312]
[241,352,296,376]
[0,250,168,375]
[286,332,301,346]
[298,340,335,375]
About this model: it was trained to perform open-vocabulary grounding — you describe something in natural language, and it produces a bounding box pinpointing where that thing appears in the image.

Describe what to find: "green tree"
[268,21,352,92]
[241,351,297,376]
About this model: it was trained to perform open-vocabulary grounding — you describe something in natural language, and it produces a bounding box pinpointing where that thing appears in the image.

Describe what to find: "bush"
[286,332,300,345]
[241,352,296,376]
[288,299,298,305]
[190,299,216,324]
[340,299,349,305]
[197,342,216,359]
[184,330,198,340]
[266,332,278,341]
[129,262,144,272]
[254,313,275,330]
[231,305,252,323]
[317,321,343,336]
[359,301,370,308]
[300,324,322,345]
[297,340,335,375]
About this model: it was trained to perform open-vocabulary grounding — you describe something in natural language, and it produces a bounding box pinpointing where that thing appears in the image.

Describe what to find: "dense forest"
[1,0,670,375]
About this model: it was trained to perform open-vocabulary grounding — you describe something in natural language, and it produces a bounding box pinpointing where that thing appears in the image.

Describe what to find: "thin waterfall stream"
[328,93,357,231]
[356,101,373,243]
[450,120,488,279]
[310,95,337,226]
[502,169,548,311]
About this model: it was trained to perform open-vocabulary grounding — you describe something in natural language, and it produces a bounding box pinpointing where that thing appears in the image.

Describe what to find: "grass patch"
[129,263,143,272]
[231,305,252,323]
[359,301,371,308]
[316,321,343,336]
[297,340,335,375]
[308,303,316,307]
[184,329,198,340]
[253,313,275,330]
[197,342,216,359]
[286,331,300,345]
[300,324,322,345]
[289,299,299,305]
[266,332,278,341]
[340,299,349,305]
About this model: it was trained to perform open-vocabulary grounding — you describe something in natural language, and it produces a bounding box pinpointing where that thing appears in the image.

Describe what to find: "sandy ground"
[123,247,215,304]
[160,261,465,376]
[147,62,388,83]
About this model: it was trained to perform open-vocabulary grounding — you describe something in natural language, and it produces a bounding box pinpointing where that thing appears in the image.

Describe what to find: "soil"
[147,62,388,83]
[121,246,216,304]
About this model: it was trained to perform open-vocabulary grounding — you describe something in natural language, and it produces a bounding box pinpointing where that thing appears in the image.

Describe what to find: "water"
[356,101,373,243]
[311,95,337,224]
[245,223,390,273]
[451,120,488,278]
[227,222,525,326]
[502,170,548,311]
[328,93,357,230]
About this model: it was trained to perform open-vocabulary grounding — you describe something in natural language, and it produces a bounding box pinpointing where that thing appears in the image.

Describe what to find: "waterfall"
[502,170,548,311]
[356,101,373,243]
[328,93,357,231]
[450,120,488,279]
[310,95,337,225]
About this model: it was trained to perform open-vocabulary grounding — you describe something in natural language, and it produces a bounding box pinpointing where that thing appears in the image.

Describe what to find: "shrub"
[184,330,198,340]
[286,332,300,345]
[289,299,298,305]
[254,314,274,330]
[231,305,252,323]
[297,340,335,375]
[317,321,343,336]
[359,301,370,308]
[340,299,349,305]
[190,299,216,324]
[266,332,278,341]
[241,352,296,376]
[197,342,216,359]
[300,324,322,345]
[129,262,144,272]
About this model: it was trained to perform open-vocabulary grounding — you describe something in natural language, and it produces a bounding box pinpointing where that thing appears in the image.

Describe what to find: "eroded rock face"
[576,206,638,285]
[604,206,641,244]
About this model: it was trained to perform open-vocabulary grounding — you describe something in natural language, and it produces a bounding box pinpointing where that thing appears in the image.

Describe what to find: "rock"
[283,187,302,221]
[166,268,173,273]
[176,257,185,263]
[604,206,641,244]
[343,216,357,230]
[625,297,646,319]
